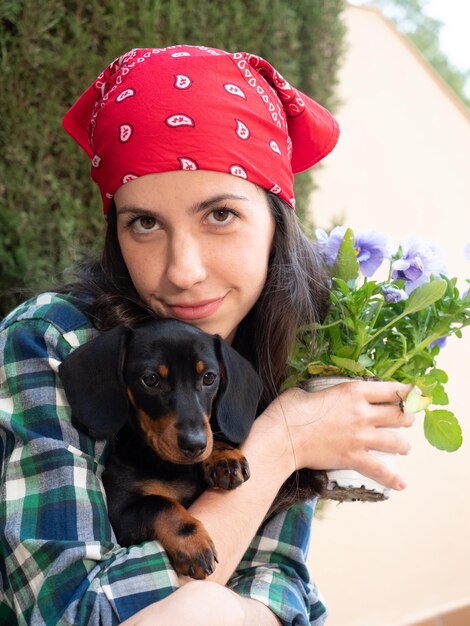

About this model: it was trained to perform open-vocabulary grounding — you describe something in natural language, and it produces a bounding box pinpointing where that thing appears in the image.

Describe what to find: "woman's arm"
[120,581,280,626]
[228,500,326,626]
[187,380,413,585]
[122,380,412,625]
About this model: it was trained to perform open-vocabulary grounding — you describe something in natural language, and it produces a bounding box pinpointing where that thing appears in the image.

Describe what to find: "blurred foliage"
[0,0,345,316]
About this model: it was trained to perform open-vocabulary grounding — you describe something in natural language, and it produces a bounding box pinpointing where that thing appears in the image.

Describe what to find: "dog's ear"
[59,326,131,438]
[213,337,263,444]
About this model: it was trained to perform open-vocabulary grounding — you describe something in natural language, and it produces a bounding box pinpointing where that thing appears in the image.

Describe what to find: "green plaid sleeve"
[0,294,179,626]
[228,500,327,626]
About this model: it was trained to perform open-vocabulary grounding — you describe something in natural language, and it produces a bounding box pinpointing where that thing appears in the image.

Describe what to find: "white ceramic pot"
[302,376,399,502]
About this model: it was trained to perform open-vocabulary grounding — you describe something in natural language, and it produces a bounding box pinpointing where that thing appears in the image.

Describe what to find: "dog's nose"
[178,432,207,457]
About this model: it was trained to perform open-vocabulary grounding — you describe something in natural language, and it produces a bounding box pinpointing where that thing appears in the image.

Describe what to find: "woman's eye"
[140,216,157,229]
[128,215,161,233]
[206,208,237,226]
[203,372,217,386]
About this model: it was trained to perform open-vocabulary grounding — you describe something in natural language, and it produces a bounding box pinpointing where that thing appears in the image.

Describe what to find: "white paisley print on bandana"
[63,44,340,214]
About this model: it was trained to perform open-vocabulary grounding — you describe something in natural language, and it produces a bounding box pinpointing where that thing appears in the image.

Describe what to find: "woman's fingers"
[350,380,412,405]
[366,403,415,428]
[353,455,407,491]
[347,426,411,490]
[365,426,412,456]
[338,380,415,427]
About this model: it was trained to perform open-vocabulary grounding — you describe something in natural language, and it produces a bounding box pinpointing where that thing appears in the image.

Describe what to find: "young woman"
[0,45,413,626]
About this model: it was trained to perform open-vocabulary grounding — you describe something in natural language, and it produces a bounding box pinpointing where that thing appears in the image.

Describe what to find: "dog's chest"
[137,471,204,508]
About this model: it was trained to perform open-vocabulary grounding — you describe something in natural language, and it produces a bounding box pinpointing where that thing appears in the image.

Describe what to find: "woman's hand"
[263,380,414,491]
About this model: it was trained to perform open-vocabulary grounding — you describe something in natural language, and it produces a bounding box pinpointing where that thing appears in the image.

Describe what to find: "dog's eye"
[141,373,160,388]
[203,372,217,386]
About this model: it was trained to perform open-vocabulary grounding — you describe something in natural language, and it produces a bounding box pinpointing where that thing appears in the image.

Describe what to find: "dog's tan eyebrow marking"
[196,360,205,374]
[158,364,169,378]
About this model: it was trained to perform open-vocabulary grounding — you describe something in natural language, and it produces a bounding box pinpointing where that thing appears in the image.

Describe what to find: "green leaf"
[330,355,365,374]
[336,345,357,358]
[415,376,437,396]
[403,280,447,315]
[281,373,303,392]
[430,368,448,384]
[332,278,351,296]
[424,409,463,451]
[307,363,341,376]
[431,384,449,405]
[358,354,374,367]
[332,228,359,282]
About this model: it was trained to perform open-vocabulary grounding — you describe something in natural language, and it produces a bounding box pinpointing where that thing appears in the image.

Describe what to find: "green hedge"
[0,0,344,317]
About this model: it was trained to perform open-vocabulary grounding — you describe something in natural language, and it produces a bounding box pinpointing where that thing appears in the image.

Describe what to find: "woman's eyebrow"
[116,194,249,217]
[116,205,158,216]
[190,194,250,214]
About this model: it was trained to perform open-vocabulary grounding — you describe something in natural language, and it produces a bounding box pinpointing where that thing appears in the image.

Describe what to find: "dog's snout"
[178,431,207,457]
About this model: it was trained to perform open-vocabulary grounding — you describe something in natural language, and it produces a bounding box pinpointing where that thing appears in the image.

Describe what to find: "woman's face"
[114,170,275,342]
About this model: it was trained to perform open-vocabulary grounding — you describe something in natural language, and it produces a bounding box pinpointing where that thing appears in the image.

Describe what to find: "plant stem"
[380,326,453,379]
[361,310,408,349]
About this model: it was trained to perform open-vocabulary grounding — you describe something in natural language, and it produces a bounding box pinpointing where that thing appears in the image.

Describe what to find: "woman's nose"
[165,236,207,289]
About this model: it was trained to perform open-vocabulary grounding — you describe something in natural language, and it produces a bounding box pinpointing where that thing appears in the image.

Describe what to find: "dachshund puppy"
[59,319,262,579]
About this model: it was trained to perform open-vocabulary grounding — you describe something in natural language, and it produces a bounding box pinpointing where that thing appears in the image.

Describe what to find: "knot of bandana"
[63,45,339,214]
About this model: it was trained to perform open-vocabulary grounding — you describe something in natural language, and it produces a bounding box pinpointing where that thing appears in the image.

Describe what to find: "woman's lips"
[166,297,225,321]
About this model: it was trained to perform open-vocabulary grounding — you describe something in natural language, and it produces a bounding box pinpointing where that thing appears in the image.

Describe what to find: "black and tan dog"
[59,319,262,579]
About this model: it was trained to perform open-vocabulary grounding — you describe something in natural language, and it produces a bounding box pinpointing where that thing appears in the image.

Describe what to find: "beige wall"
[307,5,470,626]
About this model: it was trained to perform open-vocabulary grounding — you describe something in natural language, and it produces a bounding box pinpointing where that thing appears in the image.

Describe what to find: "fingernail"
[397,479,407,490]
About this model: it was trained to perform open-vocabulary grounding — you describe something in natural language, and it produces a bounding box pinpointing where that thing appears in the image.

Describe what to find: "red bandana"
[63,45,339,214]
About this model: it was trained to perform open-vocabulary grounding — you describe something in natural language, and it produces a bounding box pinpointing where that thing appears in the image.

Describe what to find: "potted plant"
[284,226,470,501]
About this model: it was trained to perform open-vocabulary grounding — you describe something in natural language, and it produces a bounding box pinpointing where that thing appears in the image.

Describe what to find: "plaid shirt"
[0,293,327,626]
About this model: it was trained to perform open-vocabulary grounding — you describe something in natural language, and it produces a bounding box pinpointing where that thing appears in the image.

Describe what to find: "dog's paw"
[166,519,218,579]
[201,443,250,490]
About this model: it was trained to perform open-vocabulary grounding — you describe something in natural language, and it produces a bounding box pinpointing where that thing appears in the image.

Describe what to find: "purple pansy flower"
[316,226,346,266]
[354,231,392,277]
[382,285,408,303]
[391,237,446,293]
[430,337,447,350]
[316,227,391,277]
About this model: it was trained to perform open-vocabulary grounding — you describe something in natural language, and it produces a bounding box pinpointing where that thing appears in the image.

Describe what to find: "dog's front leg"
[117,495,218,579]
[201,440,250,490]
